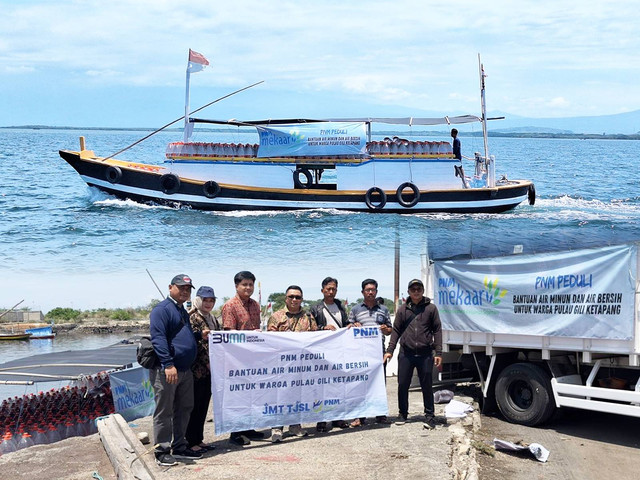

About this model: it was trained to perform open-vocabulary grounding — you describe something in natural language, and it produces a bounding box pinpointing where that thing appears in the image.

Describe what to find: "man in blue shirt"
[150,274,209,467]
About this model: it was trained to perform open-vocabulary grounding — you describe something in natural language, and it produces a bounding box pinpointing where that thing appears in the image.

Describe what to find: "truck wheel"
[495,363,555,426]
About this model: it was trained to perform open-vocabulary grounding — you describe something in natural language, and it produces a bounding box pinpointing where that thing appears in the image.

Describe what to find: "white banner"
[433,244,637,340]
[209,328,387,434]
[256,122,367,157]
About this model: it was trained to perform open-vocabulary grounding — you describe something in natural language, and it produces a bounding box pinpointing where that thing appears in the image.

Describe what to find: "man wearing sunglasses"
[384,279,443,430]
[267,285,318,441]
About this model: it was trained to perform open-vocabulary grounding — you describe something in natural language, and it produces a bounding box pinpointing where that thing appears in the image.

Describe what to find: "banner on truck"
[433,244,637,340]
[209,328,387,434]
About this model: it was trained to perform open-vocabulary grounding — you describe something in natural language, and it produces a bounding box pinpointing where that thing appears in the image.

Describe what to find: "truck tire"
[495,363,555,426]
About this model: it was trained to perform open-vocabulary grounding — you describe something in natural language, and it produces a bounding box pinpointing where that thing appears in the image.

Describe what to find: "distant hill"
[3,110,640,136]
[486,109,640,135]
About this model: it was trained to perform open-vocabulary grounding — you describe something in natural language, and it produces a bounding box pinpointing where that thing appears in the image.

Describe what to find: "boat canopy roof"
[189,114,482,127]
[0,339,138,384]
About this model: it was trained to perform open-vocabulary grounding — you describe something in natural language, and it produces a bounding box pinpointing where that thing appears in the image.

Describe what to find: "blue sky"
[1,0,639,127]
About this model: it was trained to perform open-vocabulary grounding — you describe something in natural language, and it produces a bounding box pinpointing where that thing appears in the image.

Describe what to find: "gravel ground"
[0,382,480,480]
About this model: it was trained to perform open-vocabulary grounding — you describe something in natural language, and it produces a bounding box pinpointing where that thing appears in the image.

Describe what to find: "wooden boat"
[0,332,31,341]
[59,58,535,214]
[25,326,56,339]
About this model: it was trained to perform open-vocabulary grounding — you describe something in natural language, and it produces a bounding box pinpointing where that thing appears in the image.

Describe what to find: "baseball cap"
[196,286,216,299]
[408,279,424,289]
[171,274,194,288]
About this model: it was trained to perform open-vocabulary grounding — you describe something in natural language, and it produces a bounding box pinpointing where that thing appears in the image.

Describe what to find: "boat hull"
[0,333,31,341]
[59,150,534,214]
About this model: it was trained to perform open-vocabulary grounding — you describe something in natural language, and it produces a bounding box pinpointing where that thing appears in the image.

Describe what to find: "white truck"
[422,242,640,425]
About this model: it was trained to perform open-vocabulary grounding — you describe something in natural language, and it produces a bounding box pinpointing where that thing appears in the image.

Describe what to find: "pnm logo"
[484,277,507,305]
[313,399,341,413]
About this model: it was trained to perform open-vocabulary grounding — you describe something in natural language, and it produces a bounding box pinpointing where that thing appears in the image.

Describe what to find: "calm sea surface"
[1,128,639,398]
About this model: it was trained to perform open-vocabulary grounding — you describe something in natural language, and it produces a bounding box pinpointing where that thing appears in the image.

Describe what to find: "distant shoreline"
[1,125,638,140]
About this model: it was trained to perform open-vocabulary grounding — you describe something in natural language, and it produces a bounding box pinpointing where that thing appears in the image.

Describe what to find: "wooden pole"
[102,80,264,162]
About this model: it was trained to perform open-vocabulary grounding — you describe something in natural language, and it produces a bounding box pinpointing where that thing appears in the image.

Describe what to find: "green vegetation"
[44,301,159,323]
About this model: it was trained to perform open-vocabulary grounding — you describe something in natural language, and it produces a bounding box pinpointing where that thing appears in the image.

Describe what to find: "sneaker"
[423,416,436,430]
[155,452,178,467]
[316,422,328,433]
[289,424,308,437]
[244,429,266,439]
[375,415,392,424]
[173,448,203,459]
[271,428,283,443]
[229,434,251,446]
[395,414,408,426]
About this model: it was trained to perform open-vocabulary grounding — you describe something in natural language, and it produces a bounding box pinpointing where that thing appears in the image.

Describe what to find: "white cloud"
[1,0,639,122]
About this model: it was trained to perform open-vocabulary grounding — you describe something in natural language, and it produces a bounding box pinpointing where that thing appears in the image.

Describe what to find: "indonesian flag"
[188,49,210,73]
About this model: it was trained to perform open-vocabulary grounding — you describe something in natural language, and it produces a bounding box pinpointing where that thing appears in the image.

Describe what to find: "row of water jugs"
[0,413,100,453]
[0,373,114,455]
[166,142,259,158]
[367,139,453,155]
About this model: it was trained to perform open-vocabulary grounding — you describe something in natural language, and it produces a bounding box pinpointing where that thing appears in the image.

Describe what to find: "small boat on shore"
[25,326,56,340]
[59,56,535,214]
[0,332,31,341]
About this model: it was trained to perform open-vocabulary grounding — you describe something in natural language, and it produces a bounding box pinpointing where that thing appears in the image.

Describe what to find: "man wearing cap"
[384,279,443,430]
[150,274,208,467]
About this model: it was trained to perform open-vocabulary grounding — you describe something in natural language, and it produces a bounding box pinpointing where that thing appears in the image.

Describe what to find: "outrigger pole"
[101,80,264,162]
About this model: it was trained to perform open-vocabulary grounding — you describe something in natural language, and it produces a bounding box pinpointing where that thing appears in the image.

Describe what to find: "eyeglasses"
[287,295,302,300]
[363,288,377,293]
[409,286,424,292]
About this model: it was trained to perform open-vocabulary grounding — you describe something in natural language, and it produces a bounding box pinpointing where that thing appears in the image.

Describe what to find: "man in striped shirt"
[347,278,392,426]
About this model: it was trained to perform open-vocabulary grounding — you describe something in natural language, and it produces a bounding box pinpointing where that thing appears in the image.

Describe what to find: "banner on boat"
[209,328,387,434]
[110,366,155,421]
[433,244,637,340]
[256,122,367,157]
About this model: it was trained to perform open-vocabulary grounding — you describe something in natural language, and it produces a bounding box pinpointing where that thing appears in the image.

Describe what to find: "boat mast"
[478,54,494,187]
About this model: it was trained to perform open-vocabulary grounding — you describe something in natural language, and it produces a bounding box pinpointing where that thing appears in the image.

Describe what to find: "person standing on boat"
[221,271,267,446]
[383,279,443,430]
[185,285,219,453]
[451,128,462,160]
[310,277,350,432]
[267,285,318,442]
[347,278,393,427]
[150,274,206,467]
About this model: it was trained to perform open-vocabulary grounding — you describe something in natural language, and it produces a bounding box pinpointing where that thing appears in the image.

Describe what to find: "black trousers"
[397,348,434,417]
[185,373,211,447]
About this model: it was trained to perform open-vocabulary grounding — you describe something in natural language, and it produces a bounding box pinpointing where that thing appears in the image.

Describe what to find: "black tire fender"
[293,168,312,189]
[528,183,536,205]
[203,180,220,199]
[495,362,555,426]
[160,173,181,195]
[364,187,387,210]
[396,182,420,208]
[105,166,122,184]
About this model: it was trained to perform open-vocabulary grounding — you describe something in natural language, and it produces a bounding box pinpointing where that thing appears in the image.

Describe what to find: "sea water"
[1,127,639,308]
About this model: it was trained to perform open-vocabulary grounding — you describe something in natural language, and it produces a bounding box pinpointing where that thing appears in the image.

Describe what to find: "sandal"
[349,418,363,428]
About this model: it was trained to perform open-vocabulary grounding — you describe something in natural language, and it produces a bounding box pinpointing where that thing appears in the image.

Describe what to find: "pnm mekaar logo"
[438,276,507,307]
[484,277,507,305]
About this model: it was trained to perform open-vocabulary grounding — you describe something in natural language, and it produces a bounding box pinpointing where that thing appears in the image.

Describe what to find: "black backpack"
[136,336,160,369]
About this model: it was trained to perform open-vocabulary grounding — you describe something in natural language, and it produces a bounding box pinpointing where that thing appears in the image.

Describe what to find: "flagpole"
[184,72,191,142]
[184,53,192,143]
